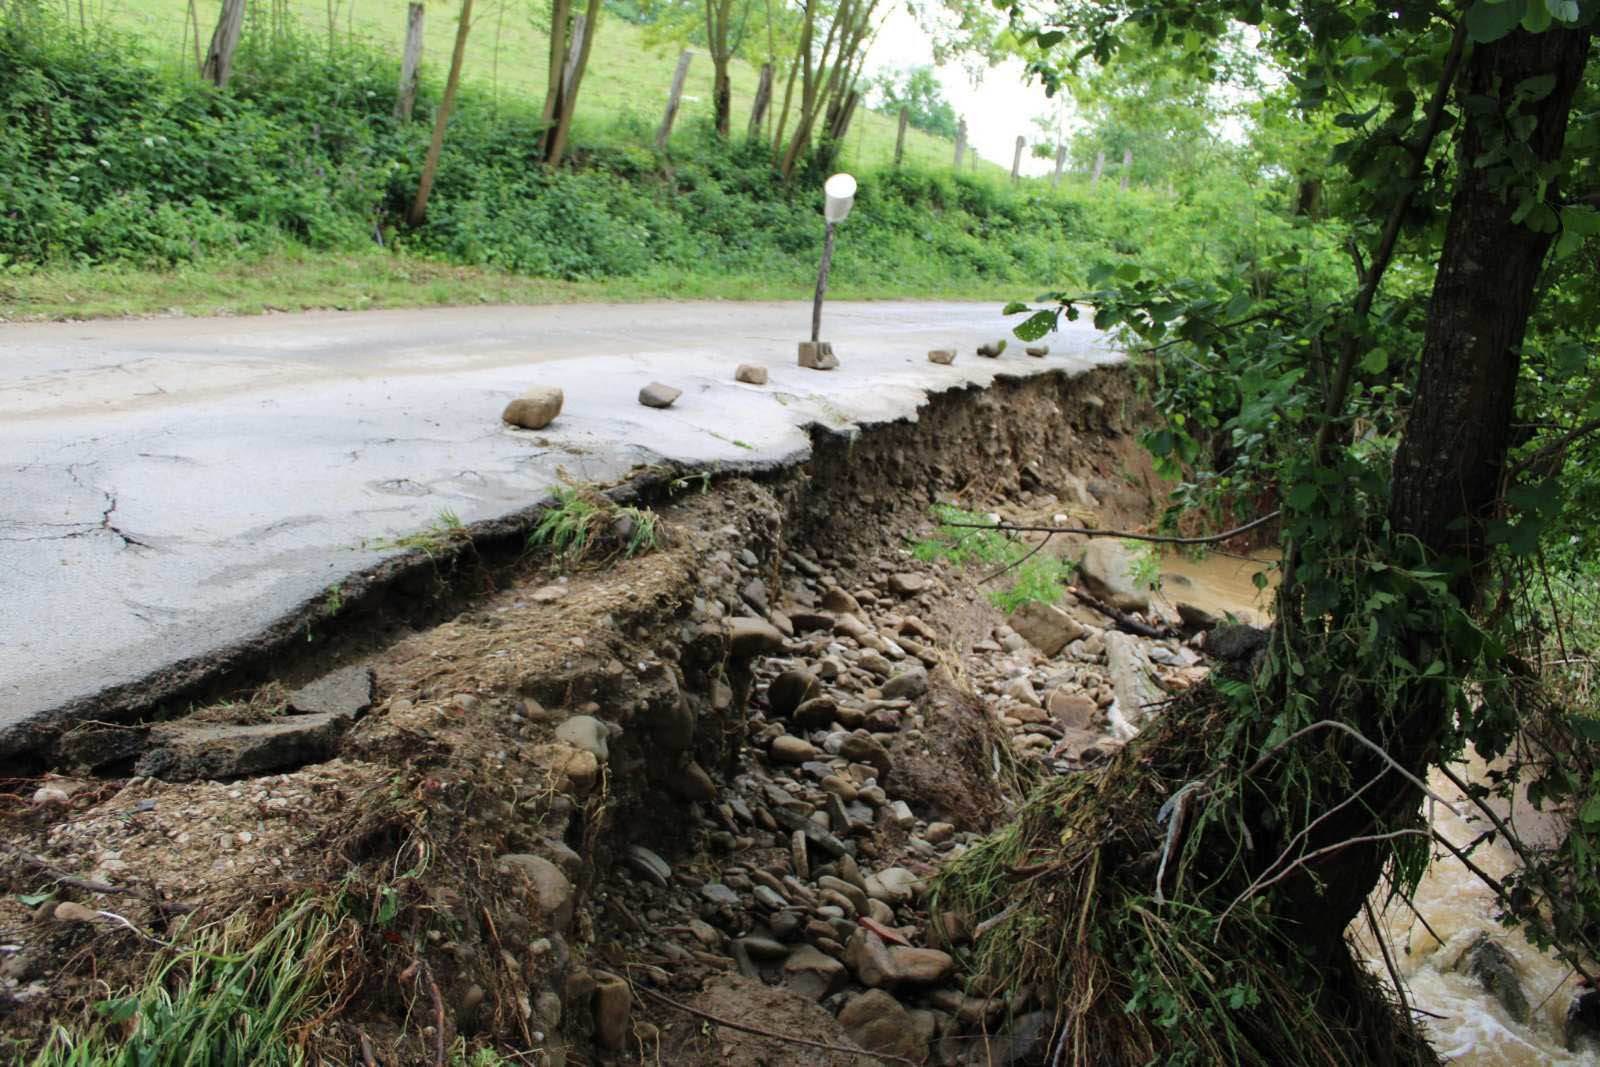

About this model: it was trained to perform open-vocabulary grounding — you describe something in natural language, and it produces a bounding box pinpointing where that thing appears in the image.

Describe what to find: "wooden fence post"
[953,117,966,169]
[1120,147,1132,190]
[1090,149,1105,191]
[395,2,425,121]
[200,0,245,87]
[1011,135,1024,181]
[1051,145,1066,189]
[657,50,693,151]
[894,107,908,167]
[748,62,772,139]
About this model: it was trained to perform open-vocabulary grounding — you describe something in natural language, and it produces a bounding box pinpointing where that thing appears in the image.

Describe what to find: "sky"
[863,6,1066,175]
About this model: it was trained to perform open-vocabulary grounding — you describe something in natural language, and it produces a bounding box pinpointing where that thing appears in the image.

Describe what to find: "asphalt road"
[0,300,1117,742]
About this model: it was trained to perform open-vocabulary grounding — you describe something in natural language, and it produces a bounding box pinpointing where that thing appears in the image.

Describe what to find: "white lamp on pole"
[800,172,857,370]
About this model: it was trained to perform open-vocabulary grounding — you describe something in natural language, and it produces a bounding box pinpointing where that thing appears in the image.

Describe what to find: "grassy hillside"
[0,4,1285,321]
[101,0,991,175]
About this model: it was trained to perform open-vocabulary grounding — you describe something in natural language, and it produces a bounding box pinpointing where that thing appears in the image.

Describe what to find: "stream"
[1161,549,1595,1065]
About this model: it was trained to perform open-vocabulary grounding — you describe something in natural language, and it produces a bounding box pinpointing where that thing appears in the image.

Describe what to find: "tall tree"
[944,3,1600,1062]
[407,0,473,227]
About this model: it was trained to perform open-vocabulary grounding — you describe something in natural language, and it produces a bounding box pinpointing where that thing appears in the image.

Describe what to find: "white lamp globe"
[823,173,857,224]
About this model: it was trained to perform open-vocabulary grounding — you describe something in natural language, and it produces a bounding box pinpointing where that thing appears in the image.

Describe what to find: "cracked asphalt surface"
[0,301,1118,746]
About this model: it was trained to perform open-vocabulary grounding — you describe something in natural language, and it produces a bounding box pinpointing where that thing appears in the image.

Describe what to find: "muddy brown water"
[1164,549,1593,1064]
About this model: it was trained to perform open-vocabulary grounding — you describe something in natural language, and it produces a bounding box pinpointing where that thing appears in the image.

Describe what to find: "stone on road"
[0,301,1118,752]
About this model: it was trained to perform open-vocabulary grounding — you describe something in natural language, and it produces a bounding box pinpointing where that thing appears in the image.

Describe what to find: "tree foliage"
[867,64,959,138]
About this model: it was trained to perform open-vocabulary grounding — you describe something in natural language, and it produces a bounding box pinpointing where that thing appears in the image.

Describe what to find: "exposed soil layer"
[1,364,1196,1066]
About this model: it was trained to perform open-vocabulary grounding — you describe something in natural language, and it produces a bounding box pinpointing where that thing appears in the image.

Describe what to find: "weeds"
[29,896,357,1067]
[529,486,660,564]
[911,504,1073,612]
[366,509,469,559]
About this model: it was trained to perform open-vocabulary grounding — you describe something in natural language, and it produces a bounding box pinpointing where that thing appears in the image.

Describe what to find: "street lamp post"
[798,172,856,370]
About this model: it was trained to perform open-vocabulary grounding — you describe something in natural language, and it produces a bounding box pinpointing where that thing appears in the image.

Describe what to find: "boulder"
[1455,933,1529,1024]
[497,854,574,932]
[770,734,819,764]
[1007,601,1088,657]
[886,946,953,985]
[798,341,839,370]
[1077,540,1151,613]
[792,697,839,729]
[927,349,956,365]
[735,363,769,385]
[1025,345,1049,358]
[1104,632,1164,739]
[133,712,350,782]
[839,733,892,778]
[726,617,786,657]
[837,990,926,1063]
[1047,689,1100,731]
[783,943,847,1000]
[887,573,928,597]
[767,669,820,717]
[502,386,564,430]
[288,665,373,716]
[880,667,929,701]
[555,715,610,761]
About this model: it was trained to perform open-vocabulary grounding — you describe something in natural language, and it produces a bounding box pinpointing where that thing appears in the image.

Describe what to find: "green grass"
[911,503,1076,613]
[98,0,998,178]
[529,486,659,563]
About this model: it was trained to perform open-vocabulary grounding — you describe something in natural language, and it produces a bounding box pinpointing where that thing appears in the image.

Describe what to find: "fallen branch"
[639,985,922,1065]
[942,509,1280,547]
[1068,585,1171,638]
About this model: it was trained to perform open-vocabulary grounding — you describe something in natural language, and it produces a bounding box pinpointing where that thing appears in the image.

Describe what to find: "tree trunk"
[545,0,598,168]
[1051,145,1066,189]
[200,0,245,88]
[952,118,966,169]
[656,49,693,152]
[894,107,908,167]
[1119,147,1132,190]
[712,57,732,138]
[1279,20,1593,977]
[395,2,425,122]
[748,62,773,140]
[1010,134,1024,182]
[407,0,473,228]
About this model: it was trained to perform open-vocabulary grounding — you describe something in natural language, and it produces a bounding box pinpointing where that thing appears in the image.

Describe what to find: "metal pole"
[811,221,835,343]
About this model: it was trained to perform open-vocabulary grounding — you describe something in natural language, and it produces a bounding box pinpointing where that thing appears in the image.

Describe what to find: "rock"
[1104,632,1165,738]
[926,821,955,844]
[887,573,928,597]
[555,715,610,761]
[134,712,351,782]
[530,582,568,604]
[625,845,672,888]
[880,667,929,701]
[767,670,820,717]
[798,341,839,370]
[837,989,926,1063]
[1204,622,1270,666]
[726,617,786,657]
[821,587,862,614]
[866,866,919,904]
[793,697,839,729]
[700,882,741,907]
[771,734,820,764]
[288,665,374,716]
[53,901,99,923]
[845,928,897,988]
[740,935,790,961]
[1005,676,1042,708]
[976,340,1007,358]
[887,946,953,985]
[962,1009,1052,1065]
[558,747,600,795]
[1078,540,1151,613]
[1025,345,1049,357]
[1566,982,1600,1051]
[1176,601,1221,631]
[928,349,956,365]
[735,363,769,385]
[498,854,574,932]
[1455,933,1529,1024]
[1047,689,1100,731]
[502,386,564,430]
[887,800,915,830]
[638,382,682,408]
[593,971,631,1050]
[668,760,717,802]
[839,733,892,777]
[1007,601,1088,657]
[783,944,847,1000]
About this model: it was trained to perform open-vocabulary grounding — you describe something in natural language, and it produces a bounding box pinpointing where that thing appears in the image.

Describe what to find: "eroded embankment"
[1,364,1204,1066]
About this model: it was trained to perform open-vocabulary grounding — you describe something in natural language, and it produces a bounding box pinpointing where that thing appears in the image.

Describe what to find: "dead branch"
[942,509,1280,547]
[1069,585,1172,638]
[639,985,922,1065]
[1226,719,1464,817]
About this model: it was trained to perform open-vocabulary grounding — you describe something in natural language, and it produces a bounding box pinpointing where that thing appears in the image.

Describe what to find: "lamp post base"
[797,341,839,370]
